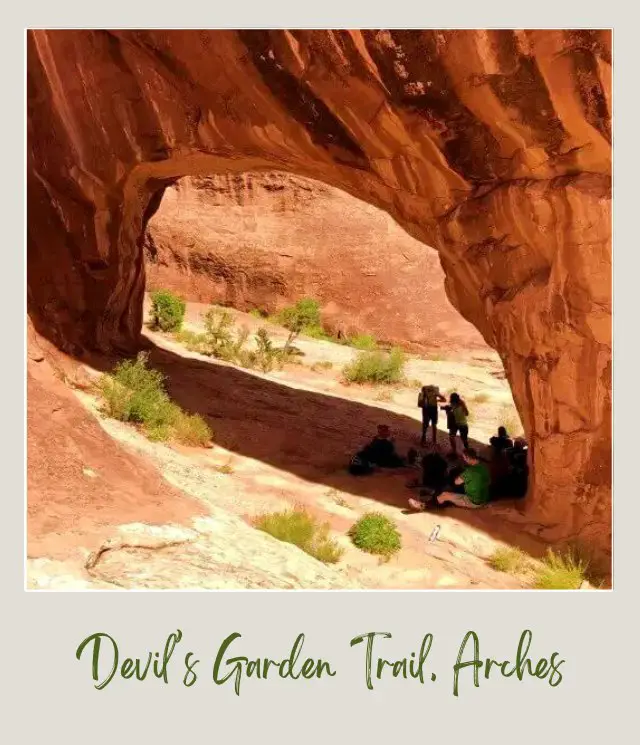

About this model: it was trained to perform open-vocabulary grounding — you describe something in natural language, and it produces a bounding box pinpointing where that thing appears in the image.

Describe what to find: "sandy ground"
[26,298,556,590]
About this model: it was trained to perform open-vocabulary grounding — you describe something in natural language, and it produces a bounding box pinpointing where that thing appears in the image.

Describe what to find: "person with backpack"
[441,392,470,454]
[418,384,446,446]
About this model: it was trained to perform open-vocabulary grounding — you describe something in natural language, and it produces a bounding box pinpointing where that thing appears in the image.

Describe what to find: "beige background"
[10,2,633,743]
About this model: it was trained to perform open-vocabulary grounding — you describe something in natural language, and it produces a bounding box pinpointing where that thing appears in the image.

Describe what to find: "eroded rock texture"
[144,172,488,352]
[27,30,611,555]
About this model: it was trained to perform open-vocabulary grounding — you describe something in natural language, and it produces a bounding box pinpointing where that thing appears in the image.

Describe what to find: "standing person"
[418,384,446,446]
[443,392,470,454]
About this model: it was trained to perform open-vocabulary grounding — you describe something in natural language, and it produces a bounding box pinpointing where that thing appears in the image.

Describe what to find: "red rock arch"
[27,29,611,555]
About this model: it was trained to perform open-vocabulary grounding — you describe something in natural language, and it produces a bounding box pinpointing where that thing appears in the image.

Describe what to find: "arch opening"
[137,169,529,508]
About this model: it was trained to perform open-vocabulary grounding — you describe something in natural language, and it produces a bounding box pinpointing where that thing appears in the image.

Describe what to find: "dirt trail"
[26,300,555,590]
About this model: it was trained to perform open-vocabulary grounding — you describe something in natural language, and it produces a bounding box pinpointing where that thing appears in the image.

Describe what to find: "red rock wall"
[144,172,488,353]
[26,30,611,557]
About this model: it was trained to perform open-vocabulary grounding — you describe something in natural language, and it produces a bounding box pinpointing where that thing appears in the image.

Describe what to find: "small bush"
[173,411,213,447]
[374,389,393,402]
[275,298,330,354]
[255,328,281,372]
[249,308,268,319]
[150,290,186,332]
[534,549,589,590]
[277,298,322,333]
[342,347,406,385]
[174,329,211,355]
[488,547,531,574]
[348,512,402,557]
[99,353,212,446]
[311,360,333,372]
[255,507,344,564]
[203,307,236,359]
[473,392,490,404]
[350,333,378,351]
[303,324,332,341]
[99,352,170,425]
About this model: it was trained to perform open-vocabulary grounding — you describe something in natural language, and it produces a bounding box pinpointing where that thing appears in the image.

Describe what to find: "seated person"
[490,426,513,453]
[419,451,448,495]
[349,425,405,475]
[505,438,529,498]
[409,448,490,510]
[487,427,513,497]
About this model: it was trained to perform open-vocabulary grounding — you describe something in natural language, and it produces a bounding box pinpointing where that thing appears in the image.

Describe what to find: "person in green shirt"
[443,392,470,454]
[408,448,491,511]
[436,448,490,508]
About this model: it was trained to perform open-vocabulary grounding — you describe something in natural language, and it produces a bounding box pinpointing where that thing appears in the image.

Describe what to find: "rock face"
[144,172,488,352]
[27,30,611,558]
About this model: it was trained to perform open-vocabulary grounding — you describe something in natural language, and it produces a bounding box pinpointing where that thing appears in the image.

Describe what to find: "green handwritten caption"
[75,629,564,696]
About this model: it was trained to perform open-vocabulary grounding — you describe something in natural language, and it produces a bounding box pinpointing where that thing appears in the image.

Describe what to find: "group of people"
[418,384,469,452]
[347,383,529,512]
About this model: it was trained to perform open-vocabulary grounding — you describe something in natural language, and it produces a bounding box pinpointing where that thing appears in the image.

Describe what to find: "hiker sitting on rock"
[349,424,405,475]
[422,450,449,494]
[409,448,490,510]
[505,437,529,498]
[490,426,513,453]
[418,384,446,446]
[487,426,513,497]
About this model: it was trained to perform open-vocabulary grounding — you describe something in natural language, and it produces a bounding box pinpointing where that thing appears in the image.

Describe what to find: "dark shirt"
[421,453,448,489]
[360,437,403,467]
[490,435,514,452]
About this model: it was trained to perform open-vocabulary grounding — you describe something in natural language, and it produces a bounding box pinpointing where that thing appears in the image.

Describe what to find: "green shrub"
[99,352,170,425]
[302,324,331,340]
[488,547,531,574]
[277,298,322,333]
[374,389,393,402]
[274,298,327,353]
[173,411,213,447]
[249,308,268,319]
[149,290,186,332]
[254,507,344,564]
[534,549,589,590]
[350,333,378,351]
[348,512,402,557]
[99,352,212,446]
[342,347,406,385]
[311,360,333,372]
[174,329,211,355]
[203,307,236,359]
[255,328,281,372]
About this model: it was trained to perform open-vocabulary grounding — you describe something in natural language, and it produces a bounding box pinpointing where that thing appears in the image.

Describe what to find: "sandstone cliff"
[27,30,611,556]
[144,172,488,353]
